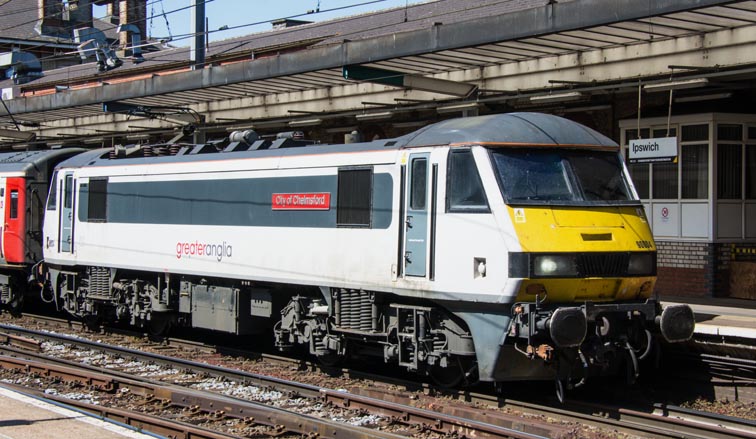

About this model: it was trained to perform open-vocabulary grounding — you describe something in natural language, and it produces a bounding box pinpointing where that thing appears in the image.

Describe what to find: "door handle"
[404,251,412,263]
[405,215,413,229]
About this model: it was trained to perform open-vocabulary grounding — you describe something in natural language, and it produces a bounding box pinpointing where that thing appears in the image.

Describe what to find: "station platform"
[662,296,756,341]
[0,386,158,439]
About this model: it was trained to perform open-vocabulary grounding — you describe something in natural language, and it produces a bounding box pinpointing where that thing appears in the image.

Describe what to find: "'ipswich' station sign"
[628,137,678,163]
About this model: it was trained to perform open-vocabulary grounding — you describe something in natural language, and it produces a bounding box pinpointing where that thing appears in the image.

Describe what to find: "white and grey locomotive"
[38,113,694,388]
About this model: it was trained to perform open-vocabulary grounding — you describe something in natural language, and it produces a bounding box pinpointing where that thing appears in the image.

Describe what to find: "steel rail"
[0,331,42,351]
[657,404,756,435]
[0,352,407,439]
[0,382,237,439]
[500,398,756,439]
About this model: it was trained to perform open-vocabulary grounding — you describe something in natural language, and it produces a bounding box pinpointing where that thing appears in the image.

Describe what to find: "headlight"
[627,253,656,276]
[532,255,578,277]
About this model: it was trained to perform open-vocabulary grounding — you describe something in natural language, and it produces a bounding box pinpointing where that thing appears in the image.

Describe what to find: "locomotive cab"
[475,134,694,390]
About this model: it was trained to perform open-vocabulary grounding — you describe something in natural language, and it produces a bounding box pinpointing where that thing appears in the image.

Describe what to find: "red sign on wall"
[272,193,331,210]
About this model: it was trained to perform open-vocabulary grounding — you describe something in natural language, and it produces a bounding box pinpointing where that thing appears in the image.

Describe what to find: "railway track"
[0,324,557,439]
[1,319,755,439]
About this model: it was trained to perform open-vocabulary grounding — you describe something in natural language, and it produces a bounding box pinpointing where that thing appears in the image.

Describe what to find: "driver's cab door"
[59,172,75,253]
[403,153,430,278]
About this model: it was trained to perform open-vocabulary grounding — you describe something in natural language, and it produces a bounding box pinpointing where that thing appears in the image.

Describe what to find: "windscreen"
[490,148,636,205]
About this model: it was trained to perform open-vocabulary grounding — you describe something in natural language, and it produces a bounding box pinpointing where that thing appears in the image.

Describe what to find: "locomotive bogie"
[274,288,477,384]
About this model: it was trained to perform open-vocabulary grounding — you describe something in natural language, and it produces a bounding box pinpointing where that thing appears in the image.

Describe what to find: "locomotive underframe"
[44,262,694,388]
[45,264,478,382]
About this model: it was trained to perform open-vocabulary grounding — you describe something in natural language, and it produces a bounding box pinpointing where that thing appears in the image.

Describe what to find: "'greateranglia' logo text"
[176,240,233,262]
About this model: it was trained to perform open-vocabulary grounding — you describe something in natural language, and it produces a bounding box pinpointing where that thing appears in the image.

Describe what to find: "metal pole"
[190,0,206,70]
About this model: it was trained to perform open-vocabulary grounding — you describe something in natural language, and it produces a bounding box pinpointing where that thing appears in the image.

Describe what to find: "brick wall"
[655,241,715,297]
[654,241,756,298]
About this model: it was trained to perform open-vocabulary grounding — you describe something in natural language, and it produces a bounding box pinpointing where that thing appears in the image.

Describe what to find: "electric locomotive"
[39,113,694,390]
[0,148,83,311]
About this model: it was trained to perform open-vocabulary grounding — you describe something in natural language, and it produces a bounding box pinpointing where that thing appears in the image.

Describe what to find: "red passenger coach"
[2,177,27,264]
[0,149,83,310]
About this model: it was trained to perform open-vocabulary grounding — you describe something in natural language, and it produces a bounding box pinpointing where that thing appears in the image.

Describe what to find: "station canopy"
[1,0,756,128]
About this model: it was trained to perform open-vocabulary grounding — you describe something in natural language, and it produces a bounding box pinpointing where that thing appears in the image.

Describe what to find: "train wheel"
[624,343,639,386]
[429,357,474,388]
[7,291,23,317]
[148,313,174,336]
[316,352,343,368]
[555,378,566,403]
[82,314,102,331]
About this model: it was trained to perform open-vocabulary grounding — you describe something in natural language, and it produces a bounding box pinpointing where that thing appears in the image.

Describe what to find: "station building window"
[620,113,756,241]
[680,125,708,200]
[748,142,756,199]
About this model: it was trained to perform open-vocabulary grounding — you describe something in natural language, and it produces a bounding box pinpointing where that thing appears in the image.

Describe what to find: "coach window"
[88,178,108,222]
[9,190,18,219]
[47,171,58,210]
[447,149,489,212]
[337,168,372,227]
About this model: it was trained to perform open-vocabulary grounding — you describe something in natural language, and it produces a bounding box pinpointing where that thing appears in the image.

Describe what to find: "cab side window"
[46,171,58,211]
[88,178,108,222]
[446,149,489,213]
[337,168,372,227]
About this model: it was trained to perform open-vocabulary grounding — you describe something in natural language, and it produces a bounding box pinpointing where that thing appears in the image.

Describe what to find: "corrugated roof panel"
[493,41,565,55]
[638,16,722,33]
[517,37,587,52]
[418,52,492,67]
[726,2,756,12]
[456,46,521,62]
[535,34,607,49]
[585,25,660,41]
[555,30,636,46]
[369,58,457,73]
[432,49,504,65]
[607,21,684,38]
[673,10,756,26]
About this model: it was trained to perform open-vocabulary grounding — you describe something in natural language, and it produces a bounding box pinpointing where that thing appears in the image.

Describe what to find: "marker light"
[628,253,656,276]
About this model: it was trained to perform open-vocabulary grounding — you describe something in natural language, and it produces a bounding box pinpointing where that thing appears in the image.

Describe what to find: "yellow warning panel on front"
[508,206,654,253]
